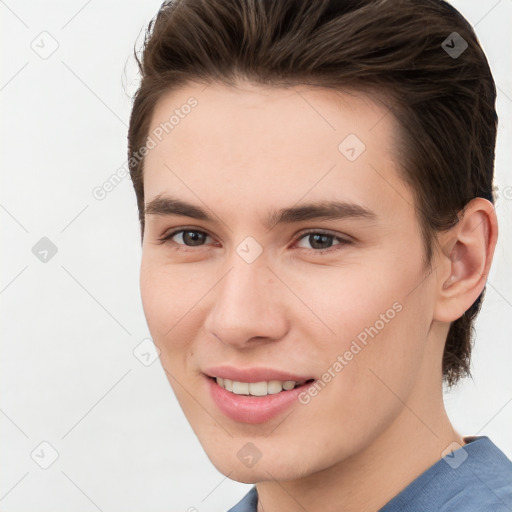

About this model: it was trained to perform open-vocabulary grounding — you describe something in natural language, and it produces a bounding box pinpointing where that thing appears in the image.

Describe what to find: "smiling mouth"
[209,376,315,396]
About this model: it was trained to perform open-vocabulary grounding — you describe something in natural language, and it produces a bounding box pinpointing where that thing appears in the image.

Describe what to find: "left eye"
[295,231,349,251]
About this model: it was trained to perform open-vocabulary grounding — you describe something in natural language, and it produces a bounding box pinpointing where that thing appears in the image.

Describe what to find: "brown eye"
[158,229,211,247]
[295,230,352,253]
[303,233,335,250]
[179,230,208,246]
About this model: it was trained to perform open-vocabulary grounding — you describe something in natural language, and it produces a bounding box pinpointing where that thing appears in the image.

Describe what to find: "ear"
[433,198,498,323]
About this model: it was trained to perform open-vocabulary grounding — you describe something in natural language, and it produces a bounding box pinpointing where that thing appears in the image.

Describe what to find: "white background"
[1,1,511,511]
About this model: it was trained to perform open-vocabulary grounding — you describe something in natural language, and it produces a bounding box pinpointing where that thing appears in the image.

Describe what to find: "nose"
[203,255,289,348]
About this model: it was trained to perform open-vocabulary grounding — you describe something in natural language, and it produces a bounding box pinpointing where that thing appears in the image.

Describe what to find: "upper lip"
[204,365,315,383]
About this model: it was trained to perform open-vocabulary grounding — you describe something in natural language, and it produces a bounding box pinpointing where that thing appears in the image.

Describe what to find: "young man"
[128,0,512,510]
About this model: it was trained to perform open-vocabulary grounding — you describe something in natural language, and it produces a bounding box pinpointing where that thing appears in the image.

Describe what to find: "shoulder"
[226,438,512,512]
[380,436,512,512]
[226,486,258,512]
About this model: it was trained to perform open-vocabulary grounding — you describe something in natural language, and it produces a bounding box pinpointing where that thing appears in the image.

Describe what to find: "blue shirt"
[227,436,512,511]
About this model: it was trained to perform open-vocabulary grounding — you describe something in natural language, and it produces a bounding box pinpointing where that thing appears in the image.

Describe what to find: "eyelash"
[156,227,352,254]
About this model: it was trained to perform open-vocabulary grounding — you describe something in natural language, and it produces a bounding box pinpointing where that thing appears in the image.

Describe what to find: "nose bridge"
[204,247,288,345]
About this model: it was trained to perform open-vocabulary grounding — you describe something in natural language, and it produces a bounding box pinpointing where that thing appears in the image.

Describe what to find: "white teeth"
[215,377,302,396]
[232,381,249,394]
[249,381,268,396]
[267,380,283,394]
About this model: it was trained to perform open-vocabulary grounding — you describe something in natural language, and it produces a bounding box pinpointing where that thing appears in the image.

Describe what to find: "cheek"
[290,280,432,461]
[304,245,432,406]
[140,254,189,349]
[139,253,217,375]
[287,253,415,351]
[140,257,166,338]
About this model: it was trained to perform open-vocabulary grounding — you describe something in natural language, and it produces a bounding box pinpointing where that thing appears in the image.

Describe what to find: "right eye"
[157,228,215,250]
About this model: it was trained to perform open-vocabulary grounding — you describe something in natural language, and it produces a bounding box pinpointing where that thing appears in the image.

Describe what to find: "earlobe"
[433,198,498,323]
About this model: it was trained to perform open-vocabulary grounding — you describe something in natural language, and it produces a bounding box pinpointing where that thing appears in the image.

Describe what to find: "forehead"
[143,81,412,225]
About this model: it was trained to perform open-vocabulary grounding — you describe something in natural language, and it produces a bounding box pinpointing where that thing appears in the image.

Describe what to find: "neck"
[256,367,462,512]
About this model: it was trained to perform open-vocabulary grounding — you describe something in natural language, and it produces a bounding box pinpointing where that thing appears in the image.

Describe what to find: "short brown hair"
[128,0,498,386]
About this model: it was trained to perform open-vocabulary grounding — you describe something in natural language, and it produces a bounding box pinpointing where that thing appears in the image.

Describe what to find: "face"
[140,81,440,483]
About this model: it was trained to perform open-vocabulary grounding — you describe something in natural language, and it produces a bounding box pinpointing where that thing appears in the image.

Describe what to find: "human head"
[128,0,497,388]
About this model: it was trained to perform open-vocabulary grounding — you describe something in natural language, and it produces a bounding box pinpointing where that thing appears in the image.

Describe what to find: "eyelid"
[295,228,352,242]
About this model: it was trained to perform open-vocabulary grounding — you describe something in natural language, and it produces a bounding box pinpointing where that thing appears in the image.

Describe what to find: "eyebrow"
[144,194,377,229]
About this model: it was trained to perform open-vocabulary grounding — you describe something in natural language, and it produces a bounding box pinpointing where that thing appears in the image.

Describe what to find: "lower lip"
[206,376,313,424]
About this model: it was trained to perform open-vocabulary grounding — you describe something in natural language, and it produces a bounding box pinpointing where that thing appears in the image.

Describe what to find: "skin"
[139,81,498,512]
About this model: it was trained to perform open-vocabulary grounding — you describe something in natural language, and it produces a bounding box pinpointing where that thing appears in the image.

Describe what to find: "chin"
[216,464,301,485]
[204,444,316,484]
